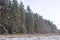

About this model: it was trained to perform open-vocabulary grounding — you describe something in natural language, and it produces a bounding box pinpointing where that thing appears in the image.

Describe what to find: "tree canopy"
[0,0,59,34]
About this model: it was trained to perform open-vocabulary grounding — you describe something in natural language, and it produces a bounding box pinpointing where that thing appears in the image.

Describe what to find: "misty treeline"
[0,0,59,34]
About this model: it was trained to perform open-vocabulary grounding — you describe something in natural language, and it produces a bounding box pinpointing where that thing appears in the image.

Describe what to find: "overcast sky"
[17,0,60,29]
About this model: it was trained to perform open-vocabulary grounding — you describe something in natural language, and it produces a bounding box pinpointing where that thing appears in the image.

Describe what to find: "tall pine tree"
[11,0,21,34]
[19,2,27,34]
[26,5,34,33]
[0,0,10,34]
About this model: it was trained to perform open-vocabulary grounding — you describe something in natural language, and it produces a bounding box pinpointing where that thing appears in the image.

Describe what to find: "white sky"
[17,0,60,29]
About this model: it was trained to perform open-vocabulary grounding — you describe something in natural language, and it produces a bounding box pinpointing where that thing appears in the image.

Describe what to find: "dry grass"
[0,33,59,38]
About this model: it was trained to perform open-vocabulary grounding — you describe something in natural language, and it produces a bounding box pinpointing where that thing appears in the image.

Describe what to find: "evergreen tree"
[0,0,10,34]
[11,0,21,34]
[19,2,27,34]
[44,20,52,33]
[49,22,57,33]
[34,13,39,33]
[26,5,34,33]
[37,15,44,33]
[7,0,15,34]
[44,20,57,33]
[34,14,45,33]
[0,0,58,34]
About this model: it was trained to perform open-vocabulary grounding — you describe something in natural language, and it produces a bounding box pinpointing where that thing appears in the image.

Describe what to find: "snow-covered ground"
[0,36,60,40]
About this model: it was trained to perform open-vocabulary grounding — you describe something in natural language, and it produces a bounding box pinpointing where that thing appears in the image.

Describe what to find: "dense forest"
[0,0,60,34]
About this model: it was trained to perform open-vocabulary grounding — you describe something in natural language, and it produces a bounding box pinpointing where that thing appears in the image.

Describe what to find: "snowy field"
[0,36,60,40]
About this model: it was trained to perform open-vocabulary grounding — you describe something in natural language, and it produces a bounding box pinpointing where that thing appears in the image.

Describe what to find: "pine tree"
[7,0,14,34]
[44,20,52,33]
[26,5,34,33]
[11,0,21,34]
[34,13,39,33]
[49,22,57,33]
[0,0,10,34]
[38,16,47,33]
[19,2,27,34]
